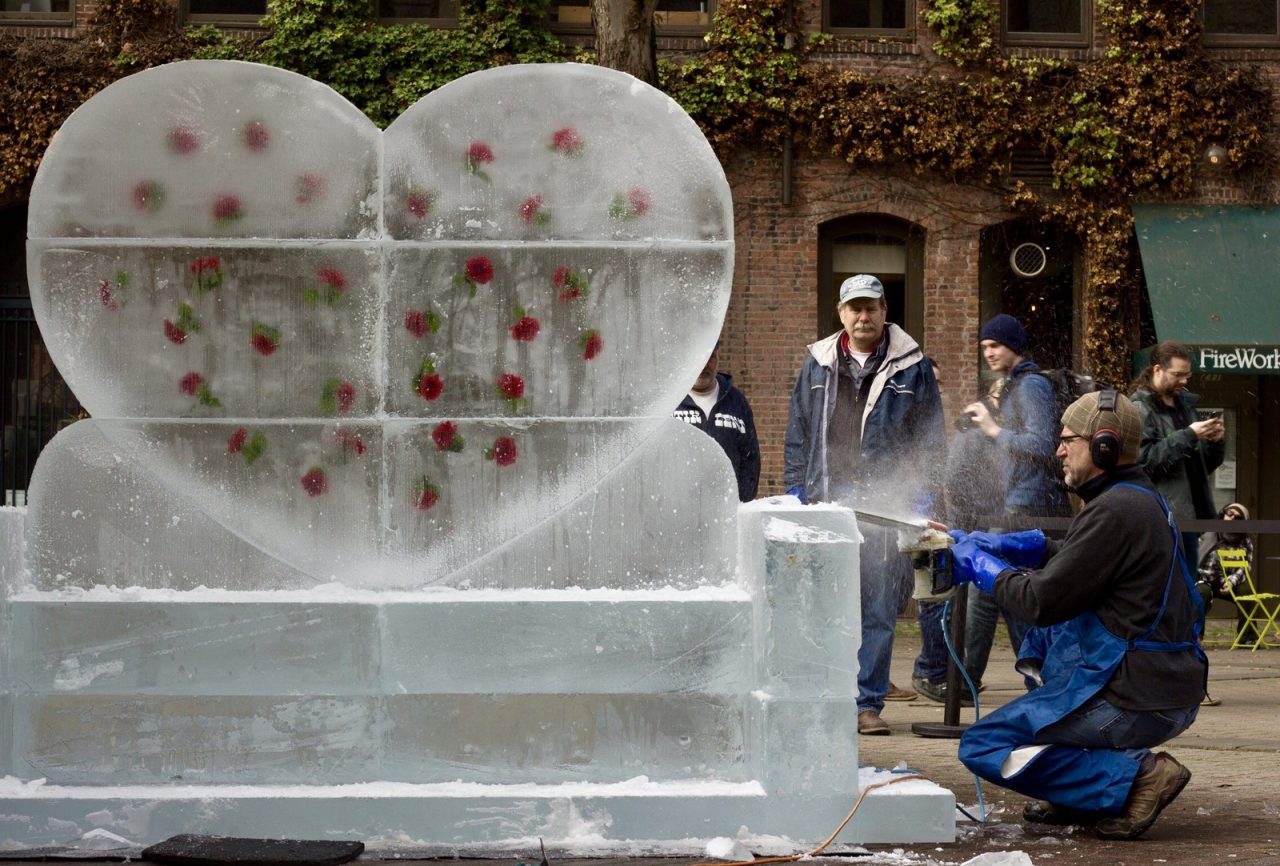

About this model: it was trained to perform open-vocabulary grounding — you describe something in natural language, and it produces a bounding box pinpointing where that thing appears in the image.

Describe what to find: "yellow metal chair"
[1217,549,1280,651]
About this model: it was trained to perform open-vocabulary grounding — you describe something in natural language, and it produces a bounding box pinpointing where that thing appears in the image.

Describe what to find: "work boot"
[857,710,891,735]
[1094,752,1191,840]
[1023,800,1104,826]
[885,682,918,702]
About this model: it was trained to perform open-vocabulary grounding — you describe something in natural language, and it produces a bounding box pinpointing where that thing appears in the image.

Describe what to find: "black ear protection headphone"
[1090,389,1122,471]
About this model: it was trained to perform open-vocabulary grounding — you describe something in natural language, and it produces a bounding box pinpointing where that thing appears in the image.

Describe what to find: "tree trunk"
[591,0,660,85]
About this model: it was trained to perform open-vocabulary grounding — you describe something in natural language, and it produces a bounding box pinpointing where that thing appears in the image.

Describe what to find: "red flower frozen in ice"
[188,257,222,293]
[413,476,440,512]
[467,141,495,181]
[627,187,651,216]
[131,180,165,213]
[609,186,651,220]
[553,265,590,302]
[295,172,325,205]
[212,194,243,224]
[301,467,328,497]
[227,427,266,464]
[520,195,551,226]
[550,127,584,156]
[510,309,540,342]
[466,256,493,284]
[484,436,518,467]
[243,120,269,152]
[305,267,348,306]
[334,428,366,456]
[432,421,465,453]
[414,358,444,401]
[320,378,356,415]
[168,125,200,155]
[319,268,346,290]
[454,256,495,298]
[179,372,204,396]
[496,373,526,413]
[179,371,220,408]
[163,303,200,345]
[97,271,130,311]
[405,189,433,220]
[497,373,524,399]
[580,329,604,361]
[404,308,442,338]
[250,323,281,356]
[418,374,444,401]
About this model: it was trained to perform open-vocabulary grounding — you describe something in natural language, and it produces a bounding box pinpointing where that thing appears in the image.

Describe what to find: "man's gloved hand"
[786,486,807,505]
[947,540,1016,594]
[948,529,1046,569]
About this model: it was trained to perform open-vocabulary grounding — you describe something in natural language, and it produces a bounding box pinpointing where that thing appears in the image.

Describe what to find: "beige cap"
[1061,390,1142,466]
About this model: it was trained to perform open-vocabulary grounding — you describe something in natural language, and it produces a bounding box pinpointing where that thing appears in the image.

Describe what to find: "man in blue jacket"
[783,274,944,735]
[948,390,1205,840]
[927,314,1067,701]
[674,343,760,502]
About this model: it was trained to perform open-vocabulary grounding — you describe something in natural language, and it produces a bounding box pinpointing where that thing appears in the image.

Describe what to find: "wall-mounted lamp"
[1205,144,1228,167]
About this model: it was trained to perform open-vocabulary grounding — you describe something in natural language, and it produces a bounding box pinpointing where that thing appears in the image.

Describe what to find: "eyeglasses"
[1058,434,1085,447]
[1225,510,1244,519]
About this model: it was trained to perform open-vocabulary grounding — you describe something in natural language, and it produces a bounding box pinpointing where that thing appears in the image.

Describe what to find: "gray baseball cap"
[839,274,884,304]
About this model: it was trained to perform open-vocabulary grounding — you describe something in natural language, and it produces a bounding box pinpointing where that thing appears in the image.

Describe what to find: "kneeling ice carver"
[946,389,1206,840]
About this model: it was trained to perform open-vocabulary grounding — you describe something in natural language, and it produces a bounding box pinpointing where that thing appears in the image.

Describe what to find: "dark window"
[1003,0,1088,47]
[183,0,267,25]
[1,0,72,24]
[551,1,716,32]
[378,0,458,22]
[1204,0,1279,44]
[825,0,912,34]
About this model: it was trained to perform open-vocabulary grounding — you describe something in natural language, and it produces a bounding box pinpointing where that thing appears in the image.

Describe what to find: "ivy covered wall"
[1,0,1274,384]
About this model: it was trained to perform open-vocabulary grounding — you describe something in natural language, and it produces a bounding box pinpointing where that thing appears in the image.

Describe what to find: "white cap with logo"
[839,274,884,304]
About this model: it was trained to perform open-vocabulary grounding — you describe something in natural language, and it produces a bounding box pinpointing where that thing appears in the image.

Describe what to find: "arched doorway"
[817,214,926,343]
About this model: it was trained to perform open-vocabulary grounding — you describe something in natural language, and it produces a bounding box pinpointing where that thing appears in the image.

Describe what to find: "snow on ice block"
[0,774,954,850]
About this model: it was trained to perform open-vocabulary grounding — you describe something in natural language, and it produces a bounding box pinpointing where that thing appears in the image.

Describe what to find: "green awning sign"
[1197,346,1280,374]
[1131,204,1280,345]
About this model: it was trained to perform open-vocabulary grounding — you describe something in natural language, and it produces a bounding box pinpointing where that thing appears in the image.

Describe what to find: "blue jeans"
[858,524,910,713]
[1036,693,1199,771]
[913,599,949,683]
[965,589,1032,685]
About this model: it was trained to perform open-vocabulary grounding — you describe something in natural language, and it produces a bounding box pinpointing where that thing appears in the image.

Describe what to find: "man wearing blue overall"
[946,390,1206,840]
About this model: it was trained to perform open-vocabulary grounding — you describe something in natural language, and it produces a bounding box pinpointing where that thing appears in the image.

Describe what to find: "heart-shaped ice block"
[25,60,737,590]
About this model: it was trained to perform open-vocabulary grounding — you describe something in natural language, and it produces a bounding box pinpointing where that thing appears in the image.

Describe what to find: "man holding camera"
[949,390,1206,840]
[916,314,1065,703]
[783,274,944,735]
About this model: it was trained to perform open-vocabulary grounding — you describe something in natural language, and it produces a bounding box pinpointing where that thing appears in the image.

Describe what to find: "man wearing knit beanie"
[945,389,1206,840]
[915,313,1066,706]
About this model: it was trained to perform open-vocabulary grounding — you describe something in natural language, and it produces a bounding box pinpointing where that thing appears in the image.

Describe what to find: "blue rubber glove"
[947,540,1016,594]
[786,486,807,505]
[949,529,1046,569]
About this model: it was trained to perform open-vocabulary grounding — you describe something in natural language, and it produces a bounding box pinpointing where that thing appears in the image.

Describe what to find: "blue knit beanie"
[979,314,1028,355]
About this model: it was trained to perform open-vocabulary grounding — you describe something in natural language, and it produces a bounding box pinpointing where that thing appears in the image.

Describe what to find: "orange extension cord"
[686,772,930,866]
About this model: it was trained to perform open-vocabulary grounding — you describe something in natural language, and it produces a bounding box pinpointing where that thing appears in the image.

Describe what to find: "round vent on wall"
[1010,242,1047,278]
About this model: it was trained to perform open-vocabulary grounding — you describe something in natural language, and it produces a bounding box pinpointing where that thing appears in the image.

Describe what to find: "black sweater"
[995,464,1207,711]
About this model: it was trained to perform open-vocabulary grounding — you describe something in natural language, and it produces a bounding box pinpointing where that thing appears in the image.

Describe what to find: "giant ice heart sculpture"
[25,61,736,590]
